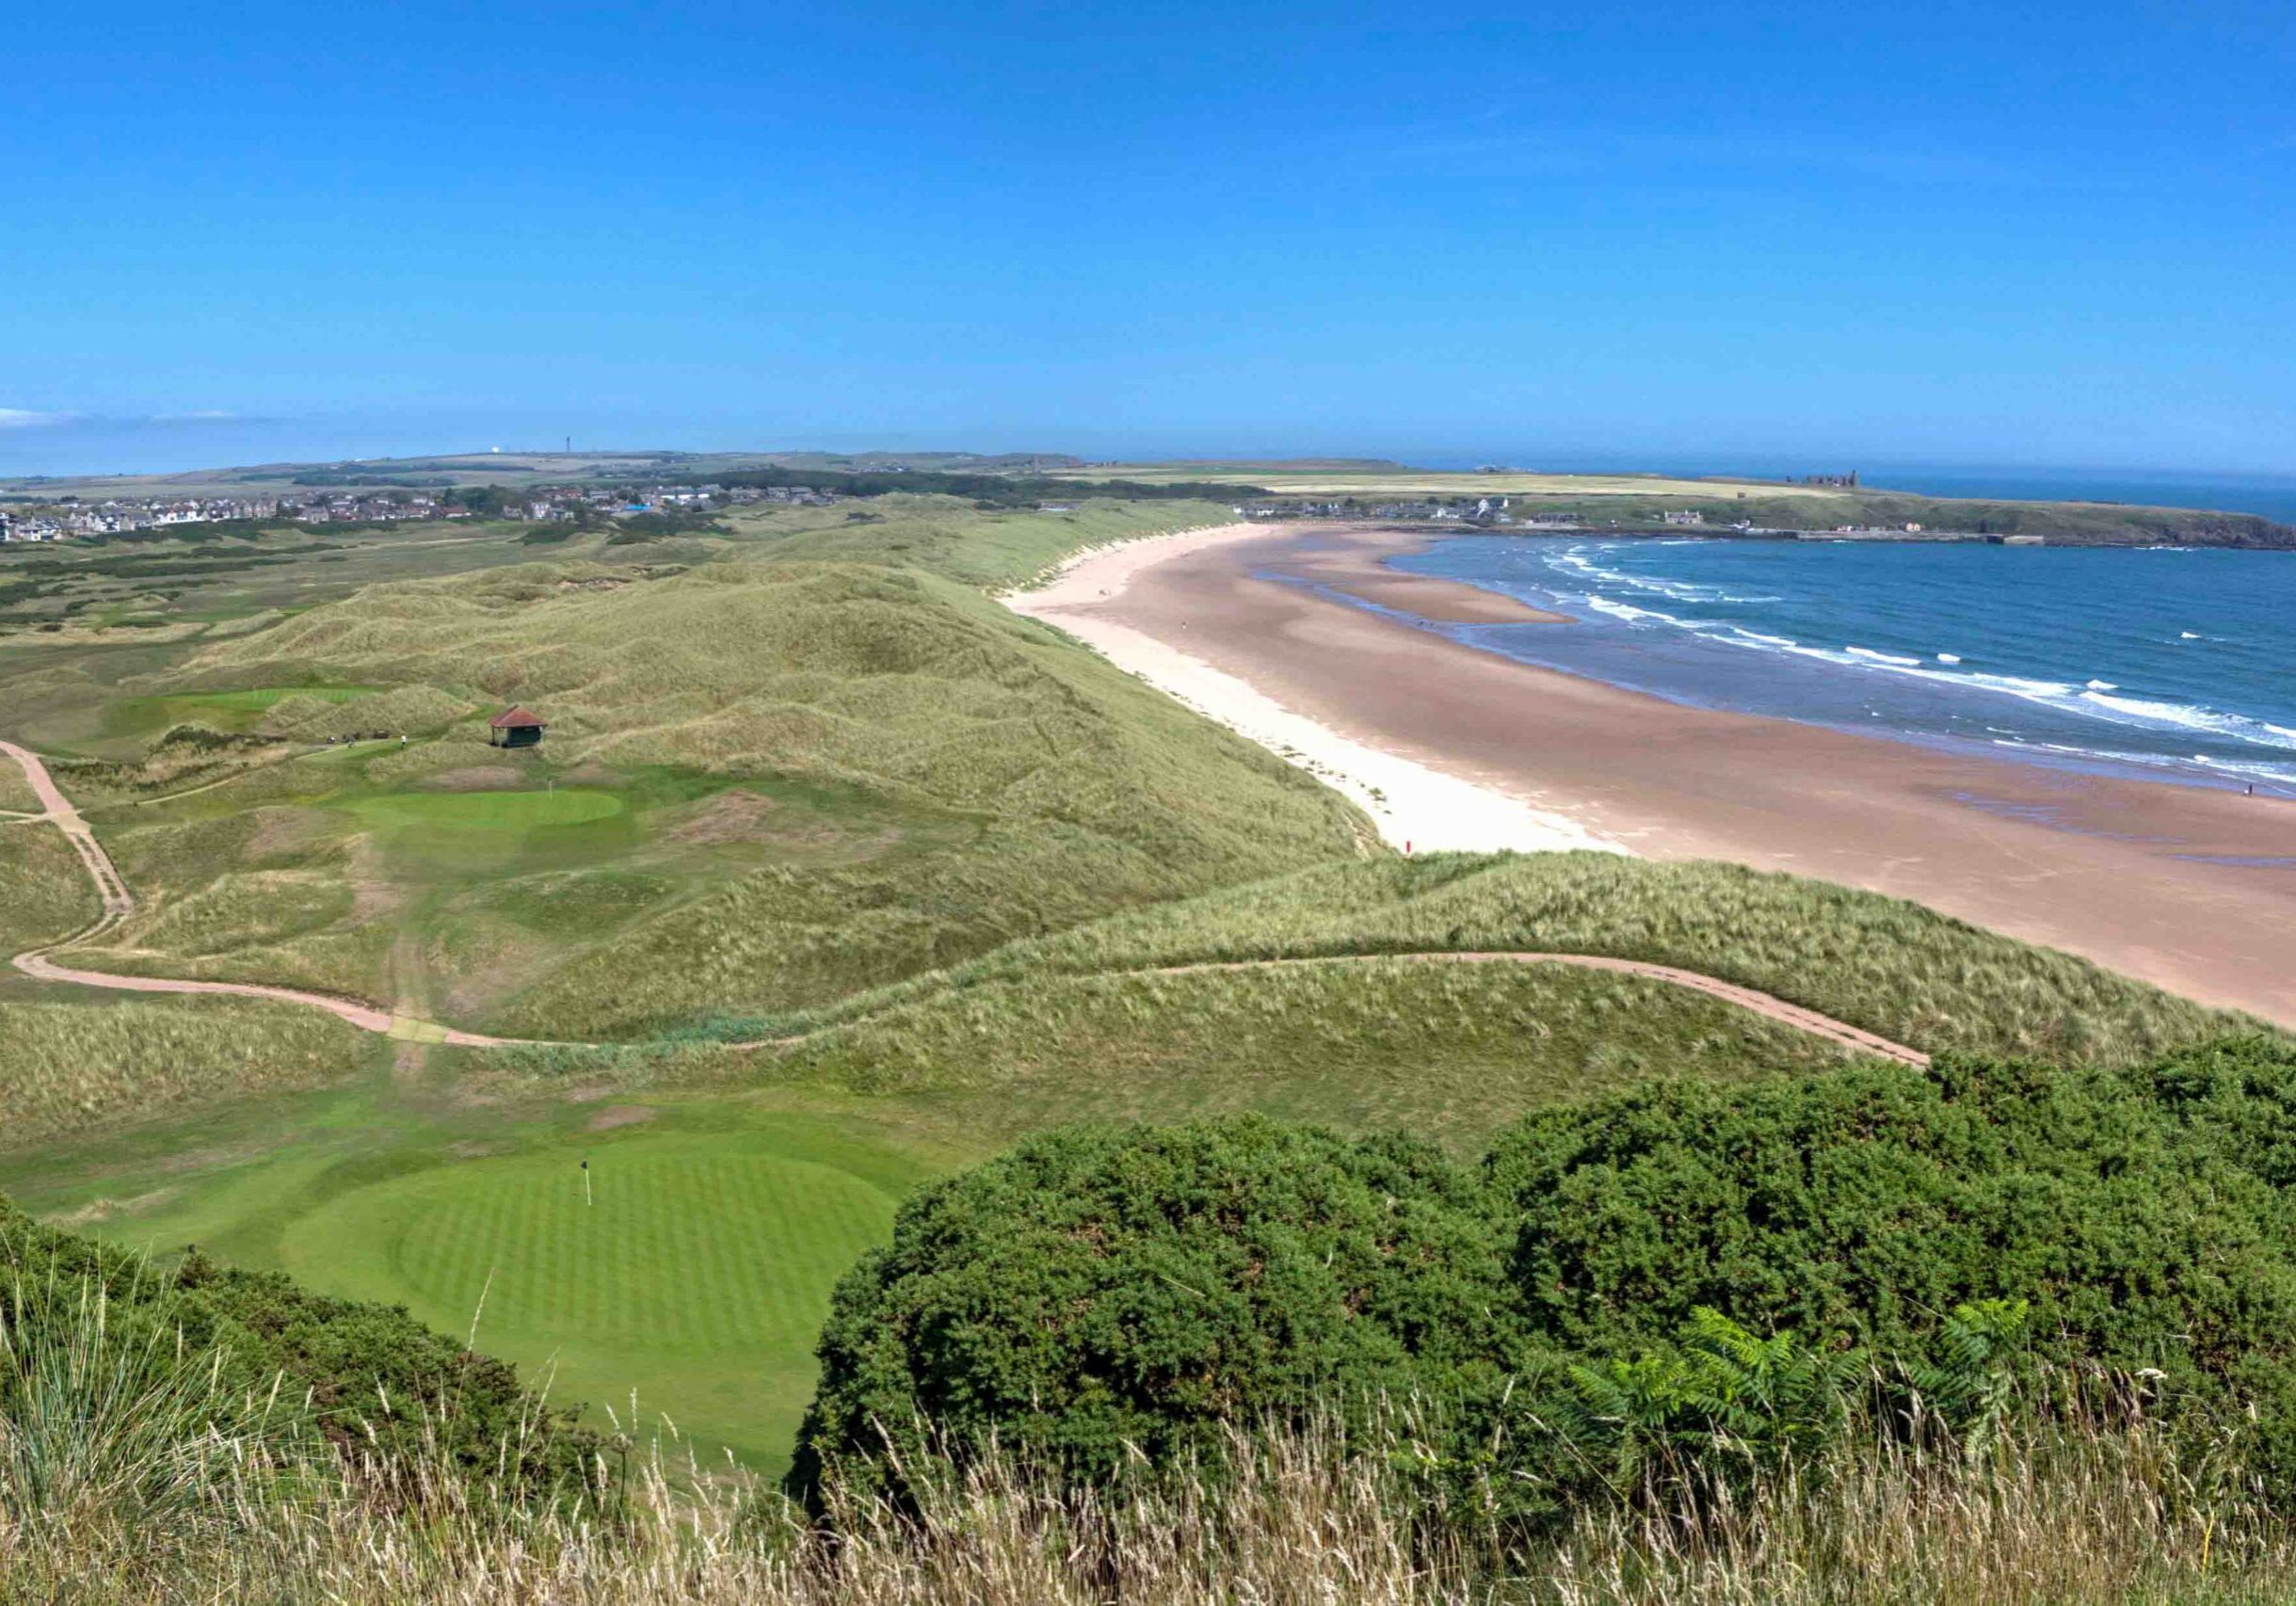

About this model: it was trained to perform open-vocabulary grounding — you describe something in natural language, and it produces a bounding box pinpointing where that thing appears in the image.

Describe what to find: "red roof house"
[488,706,548,747]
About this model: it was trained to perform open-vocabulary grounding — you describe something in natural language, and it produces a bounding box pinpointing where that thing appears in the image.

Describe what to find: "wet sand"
[1023,522,2296,1026]
[1270,527,1574,622]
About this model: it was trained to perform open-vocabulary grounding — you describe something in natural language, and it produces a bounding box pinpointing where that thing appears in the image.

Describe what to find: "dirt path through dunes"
[0,736,530,1048]
[8,948,533,1047]
[0,738,1931,1067]
[1154,953,1928,1067]
[0,738,135,918]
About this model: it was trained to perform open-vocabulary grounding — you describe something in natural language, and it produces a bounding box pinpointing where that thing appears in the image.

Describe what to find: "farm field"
[1066,462,2294,543]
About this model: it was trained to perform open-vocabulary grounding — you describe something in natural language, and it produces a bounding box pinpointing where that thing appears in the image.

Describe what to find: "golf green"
[346,788,626,832]
[279,1130,902,1471]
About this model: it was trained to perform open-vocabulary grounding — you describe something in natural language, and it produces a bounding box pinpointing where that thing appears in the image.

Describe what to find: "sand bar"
[1012,522,2296,1026]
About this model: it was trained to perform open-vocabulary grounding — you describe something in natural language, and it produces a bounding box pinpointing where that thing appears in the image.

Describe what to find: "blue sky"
[3,0,2291,476]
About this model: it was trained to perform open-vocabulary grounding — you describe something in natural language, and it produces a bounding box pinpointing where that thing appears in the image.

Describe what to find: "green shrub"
[0,1195,600,1507]
[790,1115,1521,1502]
[1483,1034,2296,1490]
[792,1037,2296,1518]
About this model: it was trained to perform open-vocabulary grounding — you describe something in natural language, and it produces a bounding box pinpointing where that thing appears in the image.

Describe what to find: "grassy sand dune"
[763,956,1857,1148]
[0,994,373,1141]
[846,852,2256,1068]
[153,555,1370,1035]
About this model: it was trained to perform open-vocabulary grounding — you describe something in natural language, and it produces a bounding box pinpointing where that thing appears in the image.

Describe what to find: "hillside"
[42,551,1363,1037]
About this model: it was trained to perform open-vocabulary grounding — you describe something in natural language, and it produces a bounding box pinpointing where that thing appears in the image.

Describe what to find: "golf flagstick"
[582,1156,591,1207]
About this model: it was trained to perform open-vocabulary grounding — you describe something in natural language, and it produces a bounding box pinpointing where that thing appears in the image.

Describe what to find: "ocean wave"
[2077,691,2296,752]
[1582,596,1692,627]
[1984,738,2296,787]
[1543,546,1765,606]
[1509,540,2296,771]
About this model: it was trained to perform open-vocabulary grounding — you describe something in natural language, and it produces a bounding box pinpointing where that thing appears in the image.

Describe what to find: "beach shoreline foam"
[1007,523,1621,855]
[1008,521,2296,1025]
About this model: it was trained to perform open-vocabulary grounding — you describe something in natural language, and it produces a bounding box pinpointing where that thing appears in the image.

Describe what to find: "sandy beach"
[1011,522,2296,1026]
[1010,526,1620,855]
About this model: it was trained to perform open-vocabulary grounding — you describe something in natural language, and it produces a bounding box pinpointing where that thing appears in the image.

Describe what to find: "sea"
[1381,536,2296,797]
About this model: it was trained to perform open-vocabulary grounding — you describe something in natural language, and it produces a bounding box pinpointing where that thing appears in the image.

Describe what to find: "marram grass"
[7,1369,2295,1605]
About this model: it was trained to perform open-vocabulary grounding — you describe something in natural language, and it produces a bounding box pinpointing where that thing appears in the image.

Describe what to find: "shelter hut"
[488,706,548,748]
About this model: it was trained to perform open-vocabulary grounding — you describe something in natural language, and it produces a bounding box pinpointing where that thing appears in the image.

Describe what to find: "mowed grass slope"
[173,558,1370,1036]
[279,1122,913,1472]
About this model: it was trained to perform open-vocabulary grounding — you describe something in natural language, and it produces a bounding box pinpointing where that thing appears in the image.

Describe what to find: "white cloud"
[0,409,72,429]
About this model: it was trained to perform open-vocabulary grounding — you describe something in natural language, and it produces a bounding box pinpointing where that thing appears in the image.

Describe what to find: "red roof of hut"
[490,706,548,730]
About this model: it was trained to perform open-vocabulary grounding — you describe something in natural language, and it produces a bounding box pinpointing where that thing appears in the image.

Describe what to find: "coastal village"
[1235,495,2041,541]
[0,480,835,543]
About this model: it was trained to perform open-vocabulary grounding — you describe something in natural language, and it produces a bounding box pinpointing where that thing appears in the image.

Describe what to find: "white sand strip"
[1006,524,1625,856]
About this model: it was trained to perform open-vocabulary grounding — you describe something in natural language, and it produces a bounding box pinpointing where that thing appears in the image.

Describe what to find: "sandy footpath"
[1009,525,1621,854]
[1009,522,2296,1026]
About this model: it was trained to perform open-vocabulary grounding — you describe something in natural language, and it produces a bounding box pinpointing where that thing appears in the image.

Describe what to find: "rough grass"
[756,958,1854,1150]
[0,994,370,1143]
[177,557,1371,1036]
[727,494,1236,589]
[770,853,2258,1070]
[0,823,98,953]
[67,918,398,1003]
[10,1395,2296,1605]
[0,761,40,814]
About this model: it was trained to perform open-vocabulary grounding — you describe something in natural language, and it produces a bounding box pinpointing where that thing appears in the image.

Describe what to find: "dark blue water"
[1388,537,2296,795]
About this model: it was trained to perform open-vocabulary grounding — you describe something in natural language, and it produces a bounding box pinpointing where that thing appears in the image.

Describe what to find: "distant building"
[1662,509,1704,526]
[487,706,548,748]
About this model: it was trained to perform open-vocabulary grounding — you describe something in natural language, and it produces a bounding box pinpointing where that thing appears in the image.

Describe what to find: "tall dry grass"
[0,995,370,1145]
[743,852,2260,1070]
[8,1332,2295,1606]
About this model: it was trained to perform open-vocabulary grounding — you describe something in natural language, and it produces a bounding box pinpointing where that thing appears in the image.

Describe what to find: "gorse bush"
[798,1035,2296,1516]
[1485,1035,2296,1489]
[791,1116,1521,1502]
